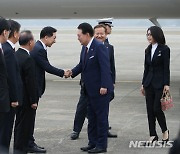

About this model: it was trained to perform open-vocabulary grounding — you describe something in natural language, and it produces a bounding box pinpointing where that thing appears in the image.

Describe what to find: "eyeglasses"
[146,33,152,37]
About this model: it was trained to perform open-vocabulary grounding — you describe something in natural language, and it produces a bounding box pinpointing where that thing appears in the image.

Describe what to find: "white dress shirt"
[151,43,158,60]
[86,37,94,52]
[0,43,3,54]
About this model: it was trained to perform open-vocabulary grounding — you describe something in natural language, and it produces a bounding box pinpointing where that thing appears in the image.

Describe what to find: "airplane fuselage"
[0,0,180,19]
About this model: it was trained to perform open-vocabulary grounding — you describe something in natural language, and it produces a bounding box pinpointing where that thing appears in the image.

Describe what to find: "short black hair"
[19,30,34,45]
[77,23,94,37]
[0,17,10,35]
[40,26,57,39]
[8,19,21,38]
[147,26,166,45]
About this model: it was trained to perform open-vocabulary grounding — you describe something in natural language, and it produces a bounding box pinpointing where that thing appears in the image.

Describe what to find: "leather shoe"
[70,131,79,140]
[34,143,45,149]
[108,131,117,138]
[80,145,95,151]
[27,145,47,153]
[88,147,107,153]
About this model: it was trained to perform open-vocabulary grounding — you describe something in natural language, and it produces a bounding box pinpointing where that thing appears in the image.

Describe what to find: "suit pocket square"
[89,56,94,59]
[157,54,161,56]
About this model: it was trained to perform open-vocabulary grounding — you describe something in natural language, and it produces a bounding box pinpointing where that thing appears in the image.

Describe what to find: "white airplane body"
[0,0,180,19]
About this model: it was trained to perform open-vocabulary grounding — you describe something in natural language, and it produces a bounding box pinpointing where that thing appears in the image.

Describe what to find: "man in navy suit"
[2,19,23,153]
[0,17,10,153]
[30,27,66,153]
[69,23,114,153]
[94,24,117,138]
[70,24,117,140]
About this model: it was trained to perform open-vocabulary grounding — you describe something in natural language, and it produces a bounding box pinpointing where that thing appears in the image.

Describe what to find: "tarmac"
[11,27,180,154]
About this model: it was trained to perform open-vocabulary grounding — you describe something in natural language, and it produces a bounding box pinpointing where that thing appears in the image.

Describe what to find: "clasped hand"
[64,70,72,78]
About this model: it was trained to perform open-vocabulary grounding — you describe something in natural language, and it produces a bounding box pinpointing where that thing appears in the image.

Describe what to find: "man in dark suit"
[30,26,66,153]
[14,30,38,154]
[97,19,117,135]
[69,22,114,153]
[70,24,117,140]
[1,19,23,153]
[94,24,117,138]
[0,17,11,153]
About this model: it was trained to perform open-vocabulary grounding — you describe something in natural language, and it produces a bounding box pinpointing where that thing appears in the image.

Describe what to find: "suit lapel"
[83,48,91,70]
[145,46,151,65]
[83,39,95,70]
[104,42,111,58]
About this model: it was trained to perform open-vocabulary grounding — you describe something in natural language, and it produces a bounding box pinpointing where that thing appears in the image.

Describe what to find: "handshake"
[64,70,72,78]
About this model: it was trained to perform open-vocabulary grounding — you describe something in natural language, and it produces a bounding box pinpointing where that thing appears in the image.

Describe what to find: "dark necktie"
[0,48,3,55]
[84,47,88,64]
[0,48,6,66]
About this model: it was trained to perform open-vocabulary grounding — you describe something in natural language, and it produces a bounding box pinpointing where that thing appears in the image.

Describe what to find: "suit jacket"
[30,40,64,97]
[142,44,170,89]
[15,48,38,106]
[0,48,10,112]
[72,38,114,97]
[3,42,23,106]
[104,42,116,84]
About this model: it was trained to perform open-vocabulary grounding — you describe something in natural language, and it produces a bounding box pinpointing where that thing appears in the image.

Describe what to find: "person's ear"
[29,41,32,46]
[45,36,48,40]
[3,30,6,36]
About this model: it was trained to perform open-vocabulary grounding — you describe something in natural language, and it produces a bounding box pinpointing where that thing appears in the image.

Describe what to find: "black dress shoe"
[27,145,47,153]
[88,147,107,153]
[151,135,159,143]
[80,145,95,151]
[108,131,117,138]
[70,131,79,140]
[34,143,45,149]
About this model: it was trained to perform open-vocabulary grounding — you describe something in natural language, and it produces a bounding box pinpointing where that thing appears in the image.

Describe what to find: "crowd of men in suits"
[0,17,117,154]
[0,18,65,154]
[0,18,47,154]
